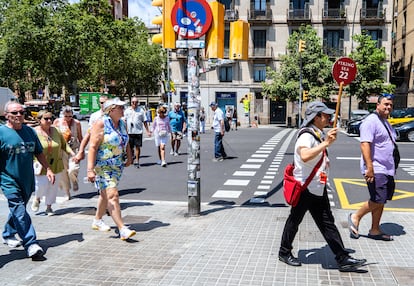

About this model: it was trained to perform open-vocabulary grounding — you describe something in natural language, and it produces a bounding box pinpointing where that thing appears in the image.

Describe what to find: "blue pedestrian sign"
[171,0,212,40]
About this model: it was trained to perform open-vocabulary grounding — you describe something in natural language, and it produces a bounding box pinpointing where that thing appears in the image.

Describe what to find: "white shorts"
[154,135,169,147]
[35,173,62,206]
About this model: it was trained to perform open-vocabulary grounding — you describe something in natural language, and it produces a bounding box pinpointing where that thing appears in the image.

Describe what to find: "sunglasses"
[9,111,25,115]
[64,115,73,118]
[378,93,395,102]
[43,117,53,121]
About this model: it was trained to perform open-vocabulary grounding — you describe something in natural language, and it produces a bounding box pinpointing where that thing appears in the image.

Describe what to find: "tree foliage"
[0,0,164,98]
[348,33,395,104]
[262,25,333,102]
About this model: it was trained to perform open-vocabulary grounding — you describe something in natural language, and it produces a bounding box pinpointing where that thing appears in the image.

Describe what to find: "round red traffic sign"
[171,0,212,39]
[332,57,357,86]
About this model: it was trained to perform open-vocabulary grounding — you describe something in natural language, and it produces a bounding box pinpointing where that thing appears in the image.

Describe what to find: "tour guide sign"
[331,57,357,128]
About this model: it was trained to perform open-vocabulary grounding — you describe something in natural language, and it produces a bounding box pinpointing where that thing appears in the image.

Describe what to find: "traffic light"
[230,20,249,60]
[298,39,306,53]
[302,90,309,101]
[151,0,176,49]
[205,1,225,59]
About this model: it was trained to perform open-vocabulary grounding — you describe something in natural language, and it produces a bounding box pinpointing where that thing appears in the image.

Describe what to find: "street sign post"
[171,0,214,216]
[332,57,357,128]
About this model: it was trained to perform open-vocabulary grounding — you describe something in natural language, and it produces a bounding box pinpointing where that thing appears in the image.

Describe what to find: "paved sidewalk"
[1,196,414,286]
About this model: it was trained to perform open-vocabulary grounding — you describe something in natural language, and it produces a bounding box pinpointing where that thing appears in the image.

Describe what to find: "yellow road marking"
[334,178,414,212]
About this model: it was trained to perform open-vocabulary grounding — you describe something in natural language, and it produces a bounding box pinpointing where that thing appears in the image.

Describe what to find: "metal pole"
[167,49,171,108]
[186,48,201,216]
[298,53,303,128]
[349,0,359,122]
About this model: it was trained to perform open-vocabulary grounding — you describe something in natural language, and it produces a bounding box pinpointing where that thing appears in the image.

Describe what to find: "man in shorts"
[124,96,150,168]
[168,102,186,156]
[348,93,396,241]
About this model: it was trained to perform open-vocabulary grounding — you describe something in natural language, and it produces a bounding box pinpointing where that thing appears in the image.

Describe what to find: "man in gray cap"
[278,101,367,272]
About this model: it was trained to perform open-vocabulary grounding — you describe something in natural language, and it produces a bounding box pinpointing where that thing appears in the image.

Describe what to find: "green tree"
[348,33,395,105]
[262,25,333,102]
[0,0,164,99]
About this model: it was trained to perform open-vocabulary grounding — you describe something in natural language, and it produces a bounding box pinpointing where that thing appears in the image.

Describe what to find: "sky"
[68,0,159,26]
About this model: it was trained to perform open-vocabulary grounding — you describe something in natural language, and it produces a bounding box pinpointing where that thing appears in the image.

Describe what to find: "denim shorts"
[367,173,395,204]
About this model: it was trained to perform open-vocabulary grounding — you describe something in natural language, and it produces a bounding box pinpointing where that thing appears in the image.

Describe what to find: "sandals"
[367,232,393,241]
[348,213,359,239]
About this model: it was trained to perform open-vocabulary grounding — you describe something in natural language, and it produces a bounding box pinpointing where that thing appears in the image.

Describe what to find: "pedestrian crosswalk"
[211,128,297,203]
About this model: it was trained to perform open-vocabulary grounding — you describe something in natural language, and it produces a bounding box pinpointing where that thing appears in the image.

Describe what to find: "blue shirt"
[168,110,186,132]
[0,125,43,197]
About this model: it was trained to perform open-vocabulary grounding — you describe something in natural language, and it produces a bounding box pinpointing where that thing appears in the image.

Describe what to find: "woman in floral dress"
[86,98,135,241]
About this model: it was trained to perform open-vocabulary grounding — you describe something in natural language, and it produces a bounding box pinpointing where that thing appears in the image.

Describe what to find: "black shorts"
[367,173,395,204]
[129,134,143,148]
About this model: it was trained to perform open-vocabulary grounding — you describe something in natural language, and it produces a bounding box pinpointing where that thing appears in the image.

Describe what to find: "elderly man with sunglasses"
[0,101,55,259]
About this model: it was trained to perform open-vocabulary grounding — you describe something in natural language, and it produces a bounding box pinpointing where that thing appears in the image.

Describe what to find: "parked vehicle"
[346,110,370,135]
[395,120,414,142]
[388,108,414,125]
[350,109,370,120]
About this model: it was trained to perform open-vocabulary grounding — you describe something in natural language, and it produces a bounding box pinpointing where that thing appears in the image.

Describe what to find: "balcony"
[248,3,272,25]
[322,8,346,24]
[360,8,385,25]
[224,9,239,22]
[287,8,312,25]
[248,47,274,60]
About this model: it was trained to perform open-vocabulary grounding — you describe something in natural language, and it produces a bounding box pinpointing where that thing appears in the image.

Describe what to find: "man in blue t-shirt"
[168,102,186,156]
[0,101,55,259]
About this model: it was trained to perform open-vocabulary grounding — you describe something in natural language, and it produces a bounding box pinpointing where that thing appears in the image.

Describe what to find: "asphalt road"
[72,122,414,211]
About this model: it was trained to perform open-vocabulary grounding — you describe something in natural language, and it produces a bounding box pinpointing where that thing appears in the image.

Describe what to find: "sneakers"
[161,160,167,167]
[92,219,111,232]
[212,157,224,162]
[173,152,179,156]
[27,243,44,258]
[170,149,174,155]
[2,236,22,248]
[45,207,54,216]
[31,198,40,212]
[119,226,136,241]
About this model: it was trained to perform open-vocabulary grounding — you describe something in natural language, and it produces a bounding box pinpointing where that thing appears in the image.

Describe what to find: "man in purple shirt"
[348,94,396,241]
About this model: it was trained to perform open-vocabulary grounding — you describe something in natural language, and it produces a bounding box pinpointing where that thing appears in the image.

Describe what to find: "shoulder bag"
[374,112,400,169]
[283,128,325,207]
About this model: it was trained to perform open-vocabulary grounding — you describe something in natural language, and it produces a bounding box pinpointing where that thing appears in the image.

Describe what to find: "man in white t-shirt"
[209,101,226,161]
[124,97,150,168]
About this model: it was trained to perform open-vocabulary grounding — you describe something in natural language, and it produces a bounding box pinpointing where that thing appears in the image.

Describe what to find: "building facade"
[391,0,414,108]
[159,0,393,126]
